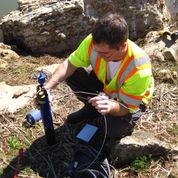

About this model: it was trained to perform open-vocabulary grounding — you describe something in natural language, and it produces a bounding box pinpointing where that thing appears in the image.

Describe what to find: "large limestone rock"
[110,131,178,166]
[0,43,20,61]
[0,82,36,114]
[0,0,171,54]
[165,0,178,22]
[142,31,178,63]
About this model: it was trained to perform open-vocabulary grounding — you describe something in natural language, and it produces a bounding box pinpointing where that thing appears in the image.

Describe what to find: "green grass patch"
[9,136,20,150]
[21,167,35,174]
[131,155,151,172]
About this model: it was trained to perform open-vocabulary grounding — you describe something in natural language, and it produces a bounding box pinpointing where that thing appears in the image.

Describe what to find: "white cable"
[73,91,98,96]
[52,79,139,113]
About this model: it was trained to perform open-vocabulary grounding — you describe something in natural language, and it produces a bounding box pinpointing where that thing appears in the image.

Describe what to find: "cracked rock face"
[0,0,171,54]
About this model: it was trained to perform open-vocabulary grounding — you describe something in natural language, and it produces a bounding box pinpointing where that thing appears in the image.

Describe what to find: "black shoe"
[66,105,100,124]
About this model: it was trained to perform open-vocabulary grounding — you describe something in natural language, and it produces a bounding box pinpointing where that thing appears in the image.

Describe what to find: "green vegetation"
[9,136,20,150]
[131,155,151,172]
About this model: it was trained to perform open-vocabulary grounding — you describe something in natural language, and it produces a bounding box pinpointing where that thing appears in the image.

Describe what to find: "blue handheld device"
[76,124,98,143]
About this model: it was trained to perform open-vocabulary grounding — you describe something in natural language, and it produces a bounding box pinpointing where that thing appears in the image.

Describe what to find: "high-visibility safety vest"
[69,34,154,113]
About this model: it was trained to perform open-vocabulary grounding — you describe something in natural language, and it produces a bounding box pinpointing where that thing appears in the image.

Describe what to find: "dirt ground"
[0,53,178,178]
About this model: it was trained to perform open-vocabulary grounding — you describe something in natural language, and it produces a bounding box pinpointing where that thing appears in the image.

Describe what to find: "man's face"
[94,43,120,62]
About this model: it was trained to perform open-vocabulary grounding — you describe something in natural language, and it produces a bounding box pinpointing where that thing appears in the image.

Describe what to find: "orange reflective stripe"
[144,91,150,97]
[88,41,93,59]
[116,55,134,82]
[127,104,138,109]
[120,88,143,100]
[94,56,101,75]
[104,87,118,94]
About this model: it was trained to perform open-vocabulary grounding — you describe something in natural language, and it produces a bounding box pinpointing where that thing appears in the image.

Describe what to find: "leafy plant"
[131,155,151,172]
[22,167,34,174]
[9,136,20,150]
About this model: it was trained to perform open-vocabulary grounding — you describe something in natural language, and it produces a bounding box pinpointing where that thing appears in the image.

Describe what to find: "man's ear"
[116,42,126,50]
[120,42,127,49]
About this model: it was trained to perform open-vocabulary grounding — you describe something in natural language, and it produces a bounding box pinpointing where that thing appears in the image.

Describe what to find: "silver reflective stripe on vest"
[119,92,141,106]
[118,56,151,88]
[105,92,118,99]
[90,47,98,68]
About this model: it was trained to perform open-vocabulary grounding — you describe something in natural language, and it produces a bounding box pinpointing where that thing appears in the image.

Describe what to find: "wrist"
[110,102,119,114]
[109,100,123,116]
[44,85,51,91]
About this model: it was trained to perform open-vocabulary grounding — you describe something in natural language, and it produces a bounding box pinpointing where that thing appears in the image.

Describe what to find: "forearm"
[45,59,76,90]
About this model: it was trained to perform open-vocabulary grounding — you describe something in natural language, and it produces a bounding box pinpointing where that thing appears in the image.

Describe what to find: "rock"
[0,49,20,60]
[0,58,8,68]
[109,131,178,166]
[142,30,178,62]
[172,71,178,78]
[0,82,36,114]
[0,43,11,49]
[163,45,178,62]
[165,0,178,22]
[159,69,172,79]
[0,0,170,54]
[0,43,20,60]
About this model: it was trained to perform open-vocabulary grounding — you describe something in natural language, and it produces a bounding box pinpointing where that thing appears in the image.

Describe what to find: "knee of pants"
[101,114,136,139]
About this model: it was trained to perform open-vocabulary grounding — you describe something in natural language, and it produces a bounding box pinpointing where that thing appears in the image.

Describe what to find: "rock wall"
[0,0,172,54]
[165,0,178,22]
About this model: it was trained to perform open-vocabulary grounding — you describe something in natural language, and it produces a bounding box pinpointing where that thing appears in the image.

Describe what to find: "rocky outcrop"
[165,0,178,22]
[109,131,178,176]
[110,131,178,165]
[0,43,19,60]
[0,82,36,114]
[0,0,171,54]
[142,31,178,63]
[0,43,20,68]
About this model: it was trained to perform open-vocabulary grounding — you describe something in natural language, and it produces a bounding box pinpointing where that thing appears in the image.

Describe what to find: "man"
[45,13,154,150]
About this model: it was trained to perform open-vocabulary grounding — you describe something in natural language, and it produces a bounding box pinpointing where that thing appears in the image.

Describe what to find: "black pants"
[66,67,144,153]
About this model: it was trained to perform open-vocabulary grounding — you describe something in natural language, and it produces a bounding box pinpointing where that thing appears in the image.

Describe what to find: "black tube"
[37,87,56,146]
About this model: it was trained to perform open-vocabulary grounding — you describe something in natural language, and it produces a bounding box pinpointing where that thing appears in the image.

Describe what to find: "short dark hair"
[92,13,129,49]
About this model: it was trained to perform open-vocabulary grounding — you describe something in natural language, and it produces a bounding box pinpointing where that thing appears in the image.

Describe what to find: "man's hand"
[88,93,129,116]
[88,94,117,115]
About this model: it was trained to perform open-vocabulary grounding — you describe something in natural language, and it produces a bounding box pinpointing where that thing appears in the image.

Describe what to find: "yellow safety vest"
[69,34,154,113]
[88,39,154,112]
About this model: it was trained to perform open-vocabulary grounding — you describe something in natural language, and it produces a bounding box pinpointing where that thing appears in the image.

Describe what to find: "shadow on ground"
[1,123,82,178]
